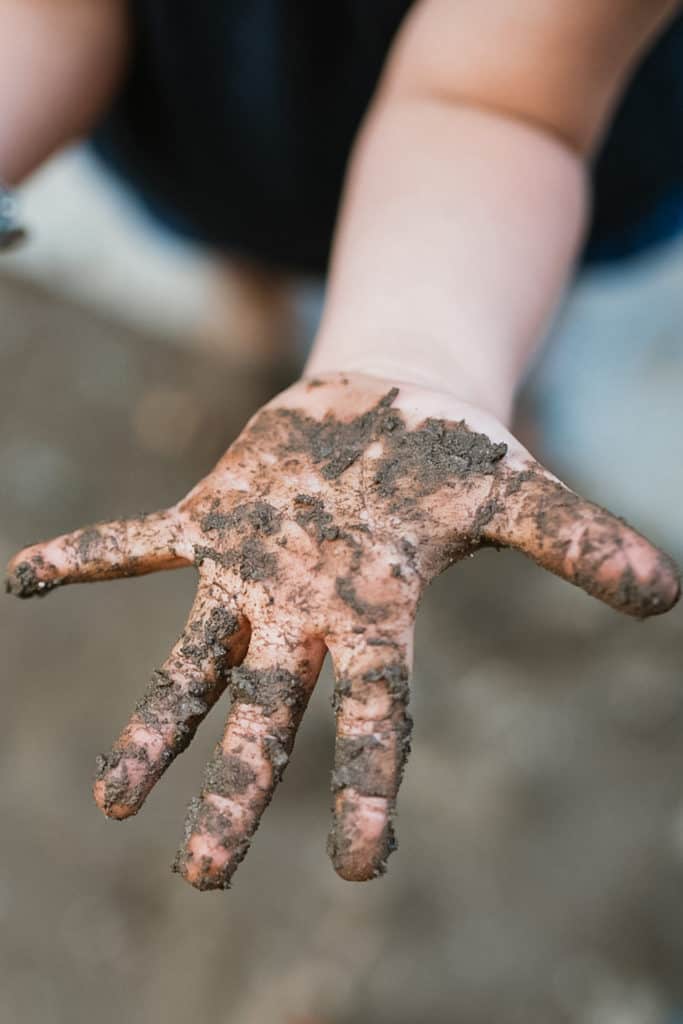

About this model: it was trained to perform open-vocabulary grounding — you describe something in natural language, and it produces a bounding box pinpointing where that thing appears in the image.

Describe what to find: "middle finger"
[174,624,326,891]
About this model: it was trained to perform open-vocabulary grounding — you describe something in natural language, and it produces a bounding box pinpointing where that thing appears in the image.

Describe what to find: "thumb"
[484,466,680,618]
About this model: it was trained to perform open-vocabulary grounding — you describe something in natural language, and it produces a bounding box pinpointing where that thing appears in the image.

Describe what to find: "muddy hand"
[7,374,679,890]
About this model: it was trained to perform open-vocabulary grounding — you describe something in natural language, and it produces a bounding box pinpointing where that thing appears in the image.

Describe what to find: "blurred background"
[1,148,683,1024]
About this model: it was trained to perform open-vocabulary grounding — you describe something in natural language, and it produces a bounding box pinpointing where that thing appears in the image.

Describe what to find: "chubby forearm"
[0,0,129,184]
[307,0,680,423]
[307,98,587,423]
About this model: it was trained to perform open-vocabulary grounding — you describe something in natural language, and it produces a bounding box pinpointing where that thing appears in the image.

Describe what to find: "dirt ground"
[1,274,683,1024]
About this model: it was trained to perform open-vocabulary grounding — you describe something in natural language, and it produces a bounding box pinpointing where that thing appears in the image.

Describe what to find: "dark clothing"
[94,2,683,273]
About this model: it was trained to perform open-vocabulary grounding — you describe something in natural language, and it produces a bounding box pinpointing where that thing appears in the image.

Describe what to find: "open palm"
[7,374,679,890]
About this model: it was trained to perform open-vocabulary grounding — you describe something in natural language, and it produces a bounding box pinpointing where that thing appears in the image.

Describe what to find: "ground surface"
[2,275,683,1024]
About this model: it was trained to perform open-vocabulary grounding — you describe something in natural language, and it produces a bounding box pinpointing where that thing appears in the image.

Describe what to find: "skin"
[7,375,679,889]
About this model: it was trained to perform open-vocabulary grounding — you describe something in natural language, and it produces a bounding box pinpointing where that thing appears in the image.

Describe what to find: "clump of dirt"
[236,538,279,581]
[179,606,240,666]
[134,668,214,755]
[373,417,507,498]
[293,494,340,542]
[75,526,109,563]
[194,500,286,584]
[327,795,397,881]
[201,500,282,537]
[331,713,411,798]
[263,730,291,783]
[70,519,159,578]
[94,745,154,817]
[203,749,257,796]
[363,661,411,703]
[231,666,308,716]
[332,736,392,797]
[5,557,57,599]
[261,390,507,502]
[271,389,402,480]
[194,538,278,583]
[196,500,283,583]
[469,499,502,541]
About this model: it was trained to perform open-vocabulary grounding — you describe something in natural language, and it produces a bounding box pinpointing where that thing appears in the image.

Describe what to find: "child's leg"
[0,0,129,184]
[200,257,299,367]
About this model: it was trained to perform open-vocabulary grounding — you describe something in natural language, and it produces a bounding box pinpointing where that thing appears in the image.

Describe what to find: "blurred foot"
[199,256,298,368]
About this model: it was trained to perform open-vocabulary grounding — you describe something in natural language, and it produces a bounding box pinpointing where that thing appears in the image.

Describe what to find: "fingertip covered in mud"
[327,792,397,882]
[613,550,681,619]
[172,796,250,892]
[5,556,59,599]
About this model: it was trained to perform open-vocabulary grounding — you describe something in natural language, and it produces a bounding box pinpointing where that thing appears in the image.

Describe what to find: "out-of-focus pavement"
[1,152,683,1024]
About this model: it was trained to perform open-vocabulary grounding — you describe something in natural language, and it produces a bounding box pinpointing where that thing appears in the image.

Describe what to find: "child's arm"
[0,0,128,184]
[7,0,681,892]
[308,0,681,422]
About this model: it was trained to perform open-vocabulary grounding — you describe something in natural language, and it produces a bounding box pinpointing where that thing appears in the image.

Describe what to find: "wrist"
[305,328,517,424]
[305,100,588,430]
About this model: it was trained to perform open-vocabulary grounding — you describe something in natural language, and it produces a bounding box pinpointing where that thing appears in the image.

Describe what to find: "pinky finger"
[6,511,191,598]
